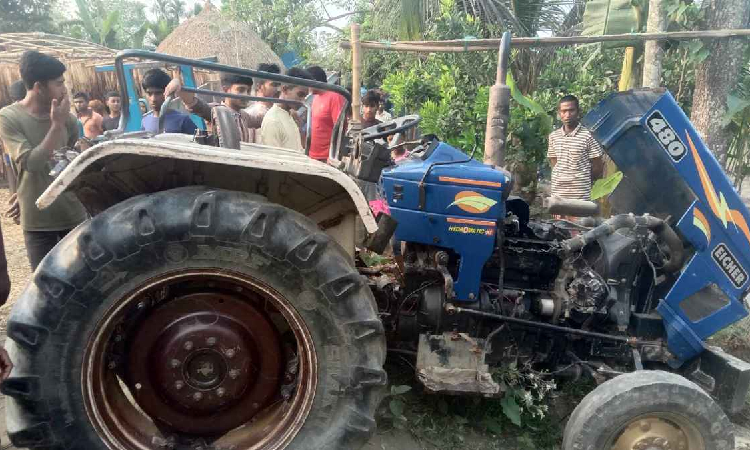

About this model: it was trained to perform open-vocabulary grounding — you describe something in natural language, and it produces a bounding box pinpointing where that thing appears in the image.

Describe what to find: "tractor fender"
[37,138,379,234]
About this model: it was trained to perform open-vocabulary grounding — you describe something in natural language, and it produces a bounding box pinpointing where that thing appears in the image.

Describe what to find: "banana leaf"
[582,0,645,48]
[591,170,623,200]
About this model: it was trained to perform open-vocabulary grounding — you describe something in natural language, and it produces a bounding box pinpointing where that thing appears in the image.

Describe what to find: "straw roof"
[156,5,284,71]
[0,33,115,64]
[0,33,117,108]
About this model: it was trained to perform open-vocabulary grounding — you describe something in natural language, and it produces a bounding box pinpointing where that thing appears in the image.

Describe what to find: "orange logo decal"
[693,207,711,244]
[688,133,750,246]
[448,191,497,214]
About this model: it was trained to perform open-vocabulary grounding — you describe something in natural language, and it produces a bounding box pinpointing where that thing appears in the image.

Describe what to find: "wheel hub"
[614,416,695,450]
[184,350,226,389]
[126,291,283,434]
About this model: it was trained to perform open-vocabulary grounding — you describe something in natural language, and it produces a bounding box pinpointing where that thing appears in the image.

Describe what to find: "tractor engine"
[376,136,674,379]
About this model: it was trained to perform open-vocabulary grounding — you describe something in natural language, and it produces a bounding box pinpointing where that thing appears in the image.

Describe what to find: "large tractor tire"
[563,370,734,450]
[2,186,386,450]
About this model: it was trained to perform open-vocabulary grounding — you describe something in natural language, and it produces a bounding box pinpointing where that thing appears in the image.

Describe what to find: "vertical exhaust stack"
[483,31,512,167]
[350,23,363,128]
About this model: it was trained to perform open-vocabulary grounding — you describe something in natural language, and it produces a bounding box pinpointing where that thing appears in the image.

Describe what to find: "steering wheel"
[360,115,421,142]
[157,95,177,134]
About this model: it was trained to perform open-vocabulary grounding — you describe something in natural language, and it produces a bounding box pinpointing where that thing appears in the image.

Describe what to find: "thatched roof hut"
[156,4,284,75]
[0,33,117,108]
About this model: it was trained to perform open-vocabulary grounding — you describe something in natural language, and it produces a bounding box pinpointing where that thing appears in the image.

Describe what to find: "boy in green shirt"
[0,51,86,270]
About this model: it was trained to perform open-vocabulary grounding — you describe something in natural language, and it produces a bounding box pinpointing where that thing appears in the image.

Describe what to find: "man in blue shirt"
[140,69,197,135]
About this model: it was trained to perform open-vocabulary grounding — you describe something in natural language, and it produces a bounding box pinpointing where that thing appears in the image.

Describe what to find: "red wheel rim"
[81,269,317,449]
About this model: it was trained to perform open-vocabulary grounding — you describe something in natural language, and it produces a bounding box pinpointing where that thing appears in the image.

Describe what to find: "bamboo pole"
[339,29,750,52]
[350,23,362,124]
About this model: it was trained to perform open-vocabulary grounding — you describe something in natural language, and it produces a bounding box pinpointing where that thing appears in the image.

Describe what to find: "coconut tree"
[371,0,581,39]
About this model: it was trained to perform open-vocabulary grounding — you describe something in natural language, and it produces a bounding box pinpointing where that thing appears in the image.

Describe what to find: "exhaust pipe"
[483,31,512,167]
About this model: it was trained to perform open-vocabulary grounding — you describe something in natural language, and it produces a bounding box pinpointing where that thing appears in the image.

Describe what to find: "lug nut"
[639,421,651,432]
[225,348,236,358]
[174,380,184,390]
[108,361,117,369]
[193,392,203,401]
[170,359,181,368]
[184,341,194,351]
[216,388,226,397]
[229,369,240,379]
[206,337,217,346]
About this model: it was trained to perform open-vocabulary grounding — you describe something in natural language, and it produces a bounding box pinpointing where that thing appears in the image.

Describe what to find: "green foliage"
[582,0,645,38]
[724,61,750,188]
[359,251,391,267]
[385,384,412,427]
[399,0,424,39]
[500,395,522,426]
[151,0,185,27]
[61,0,149,49]
[0,0,56,33]
[665,0,703,29]
[375,5,499,156]
[591,171,623,200]
[371,0,579,39]
[376,357,563,448]
[381,69,439,114]
[147,19,174,47]
[223,0,354,59]
[493,363,556,426]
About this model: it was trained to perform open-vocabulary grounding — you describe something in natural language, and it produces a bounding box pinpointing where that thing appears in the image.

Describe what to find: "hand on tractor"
[0,348,13,382]
[165,79,196,108]
[5,193,19,225]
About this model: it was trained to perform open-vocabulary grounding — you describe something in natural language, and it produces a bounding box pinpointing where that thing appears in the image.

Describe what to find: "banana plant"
[69,0,123,48]
[582,0,647,90]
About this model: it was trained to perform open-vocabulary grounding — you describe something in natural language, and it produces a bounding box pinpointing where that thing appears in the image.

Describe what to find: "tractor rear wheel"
[563,370,734,450]
[3,186,386,450]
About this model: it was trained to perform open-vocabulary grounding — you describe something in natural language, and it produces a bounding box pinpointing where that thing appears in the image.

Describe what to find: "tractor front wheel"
[563,370,734,450]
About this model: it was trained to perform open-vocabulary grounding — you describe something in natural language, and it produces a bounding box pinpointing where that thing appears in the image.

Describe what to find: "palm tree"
[151,0,186,27]
[373,0,582,40]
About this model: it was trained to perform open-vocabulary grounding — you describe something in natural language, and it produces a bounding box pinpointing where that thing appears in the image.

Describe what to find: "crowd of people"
[0,51,401,276]
[56,61,396,160]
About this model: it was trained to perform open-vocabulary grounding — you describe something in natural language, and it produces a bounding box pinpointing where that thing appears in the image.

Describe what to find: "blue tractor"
[2,36,749,450]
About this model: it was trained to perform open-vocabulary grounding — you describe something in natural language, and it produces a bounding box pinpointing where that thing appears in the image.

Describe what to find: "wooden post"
[350,23,362,124]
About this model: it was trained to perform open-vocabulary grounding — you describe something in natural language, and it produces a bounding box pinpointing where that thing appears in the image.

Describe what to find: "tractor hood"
[583,89,750,361]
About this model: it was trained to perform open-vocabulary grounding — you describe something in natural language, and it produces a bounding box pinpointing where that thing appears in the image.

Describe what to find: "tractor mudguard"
[37,137,378,235]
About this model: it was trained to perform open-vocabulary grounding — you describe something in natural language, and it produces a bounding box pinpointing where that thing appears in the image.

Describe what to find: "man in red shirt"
[307,66,346,162]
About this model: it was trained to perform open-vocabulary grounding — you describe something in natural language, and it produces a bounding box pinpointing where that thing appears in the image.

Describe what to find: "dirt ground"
[0,185,747,450]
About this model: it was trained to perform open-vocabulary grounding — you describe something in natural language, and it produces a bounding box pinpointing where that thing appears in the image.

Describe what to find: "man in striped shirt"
[547,95,604,200]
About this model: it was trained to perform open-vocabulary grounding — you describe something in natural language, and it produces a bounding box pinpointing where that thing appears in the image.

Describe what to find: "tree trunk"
[690,0,750,165]
[643,0,667,87]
